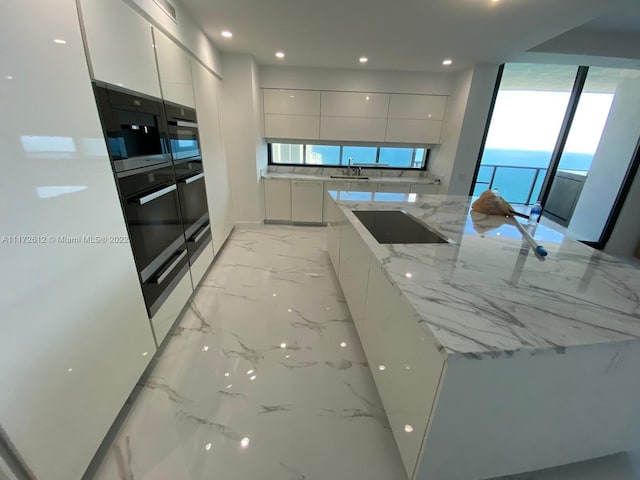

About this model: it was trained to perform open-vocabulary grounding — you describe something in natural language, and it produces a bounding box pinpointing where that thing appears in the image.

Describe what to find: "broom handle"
[511,218,548,257]
[509,210,529,220]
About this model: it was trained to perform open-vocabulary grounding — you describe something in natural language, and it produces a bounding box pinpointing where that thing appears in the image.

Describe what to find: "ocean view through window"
[270,143,428,169]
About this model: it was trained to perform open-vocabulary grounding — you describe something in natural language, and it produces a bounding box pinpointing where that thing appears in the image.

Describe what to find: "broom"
[472,190,548,257]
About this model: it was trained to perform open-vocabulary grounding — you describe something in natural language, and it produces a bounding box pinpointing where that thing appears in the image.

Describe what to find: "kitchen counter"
[332,192,640,357]
[326,191,640,480]
[263,172,440,185]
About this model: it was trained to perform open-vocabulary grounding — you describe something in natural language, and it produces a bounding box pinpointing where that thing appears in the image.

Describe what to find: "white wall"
[430,64,499,194]
[220,54,268,224]
[570,71,640,245]
[607,162,640,257]
[124,0,222,76]
[0,1,157,478]
[260,66,454,95]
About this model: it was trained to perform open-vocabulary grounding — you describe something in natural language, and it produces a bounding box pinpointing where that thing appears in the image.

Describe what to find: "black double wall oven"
[94,83,210,318]
[165,103,212,262]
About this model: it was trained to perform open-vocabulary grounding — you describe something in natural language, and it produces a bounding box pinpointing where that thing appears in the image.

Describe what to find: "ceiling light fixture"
[359,57,368,64]
[221,30,233,38]
[275,51,285,59]
[442,59,453,66]
[54,39,67,44]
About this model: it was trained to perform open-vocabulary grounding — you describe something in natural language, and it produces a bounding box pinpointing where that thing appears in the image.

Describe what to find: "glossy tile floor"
[93,225,640,480]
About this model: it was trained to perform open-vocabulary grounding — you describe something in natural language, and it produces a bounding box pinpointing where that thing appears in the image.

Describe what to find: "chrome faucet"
[343,158,362,177]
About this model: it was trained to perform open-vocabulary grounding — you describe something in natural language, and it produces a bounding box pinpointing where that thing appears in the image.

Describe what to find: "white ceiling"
[180,0,640,72]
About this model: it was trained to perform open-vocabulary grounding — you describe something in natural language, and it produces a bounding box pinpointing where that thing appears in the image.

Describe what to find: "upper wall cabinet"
[154,28,195,107]
[321,92,390,118]
[79,0,161,97]
[264,89,320,115]
[388,94,448,120]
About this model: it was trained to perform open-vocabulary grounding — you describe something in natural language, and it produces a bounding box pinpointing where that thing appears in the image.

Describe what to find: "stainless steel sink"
[352,210,450,244]
[330,175,369,180]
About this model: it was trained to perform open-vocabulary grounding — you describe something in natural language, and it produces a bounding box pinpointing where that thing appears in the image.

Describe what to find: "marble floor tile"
[92,225,407,480]
[91,225,640,480]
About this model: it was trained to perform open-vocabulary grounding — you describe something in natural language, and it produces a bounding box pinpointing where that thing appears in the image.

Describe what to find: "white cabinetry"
[189,239,214,287]
[191,60,234,254]
[323,181,349,221]
[338,220,372,332]
[377,182,411,193]
[411,183,439,194]
[321,92,390,118]
[385,119,443,144]
[265,114,320,139]
[291,180,324,223]
[264,178,292,221]
[154,28,195,107]
[388,94,447,120]
[264,89,320,115]
[362,260,445,478]
[263,89,320,139]
[320,117,387,142]
[150,269,193,345]
[79,0,160,97]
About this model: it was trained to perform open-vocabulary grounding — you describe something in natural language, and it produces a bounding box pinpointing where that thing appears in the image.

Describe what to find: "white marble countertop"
[263,172,440,185]
[331,192,640,358]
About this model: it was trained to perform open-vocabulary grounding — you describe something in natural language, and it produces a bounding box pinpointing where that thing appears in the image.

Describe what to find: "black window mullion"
[537,66,589,208]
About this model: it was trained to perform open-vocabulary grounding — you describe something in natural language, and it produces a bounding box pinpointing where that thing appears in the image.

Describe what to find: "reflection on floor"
[92,225,407,480]
[92,225,640,480]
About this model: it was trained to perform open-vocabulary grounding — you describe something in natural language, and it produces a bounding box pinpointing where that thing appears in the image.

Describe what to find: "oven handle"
[183,172,205,185]
[136,184,177,205]
[152,250,187,284]
[189,224,210,244]
[170,120,198,129]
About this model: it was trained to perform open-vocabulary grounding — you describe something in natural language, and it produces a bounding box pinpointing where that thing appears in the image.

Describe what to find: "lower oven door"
[120,177,186,283]
[177,170,211,260]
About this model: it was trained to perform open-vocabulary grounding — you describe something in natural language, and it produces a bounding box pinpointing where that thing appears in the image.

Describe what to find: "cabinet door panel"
[263,89,320,115]
[265,114,320,140]
[338,223,371,333]
[291,181,324,223]
[321,92,389,118]
[320,117,387,142]
[154,28,195,107]
[388,94,448,120]
[264,179,291,221]
[80,0,160,97]
[385,119,443,144]
[363,261,445,478]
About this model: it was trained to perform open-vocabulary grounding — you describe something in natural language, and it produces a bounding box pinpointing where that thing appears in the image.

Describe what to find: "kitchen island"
[326,191,640,480]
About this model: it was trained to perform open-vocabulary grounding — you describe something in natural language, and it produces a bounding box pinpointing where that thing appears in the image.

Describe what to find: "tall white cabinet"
[154,28,196,107]
[79,0,160,96]
[0,1,157,479]
[191,59,235,253]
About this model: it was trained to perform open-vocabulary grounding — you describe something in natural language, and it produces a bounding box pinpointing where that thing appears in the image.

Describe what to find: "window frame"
[268,142,429,171]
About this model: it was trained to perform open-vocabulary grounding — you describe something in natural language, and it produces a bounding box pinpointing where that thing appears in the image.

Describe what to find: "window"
[270,143,428,169]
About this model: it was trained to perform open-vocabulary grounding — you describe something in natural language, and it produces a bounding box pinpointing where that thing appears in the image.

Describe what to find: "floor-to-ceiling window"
[471,63,640,249]
[472,64,578,204]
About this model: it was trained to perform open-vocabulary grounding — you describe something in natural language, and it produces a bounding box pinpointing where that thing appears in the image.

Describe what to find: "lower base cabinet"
[190,239,215,287]
[264,178,292,221]
[291,180,324,223]
[150,269,193,346]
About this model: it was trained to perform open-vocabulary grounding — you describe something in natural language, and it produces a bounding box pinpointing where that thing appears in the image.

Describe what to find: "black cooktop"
[352,210,449,244]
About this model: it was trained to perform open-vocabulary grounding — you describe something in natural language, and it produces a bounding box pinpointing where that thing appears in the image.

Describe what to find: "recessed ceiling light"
[359,57,368,64]
[404,424,414,433]
[365,96,370,101]
[54,39,67,44]
[6,75,13,80]
[275,51,285,59]
[221,30,233,38]
[442,59,453,66]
